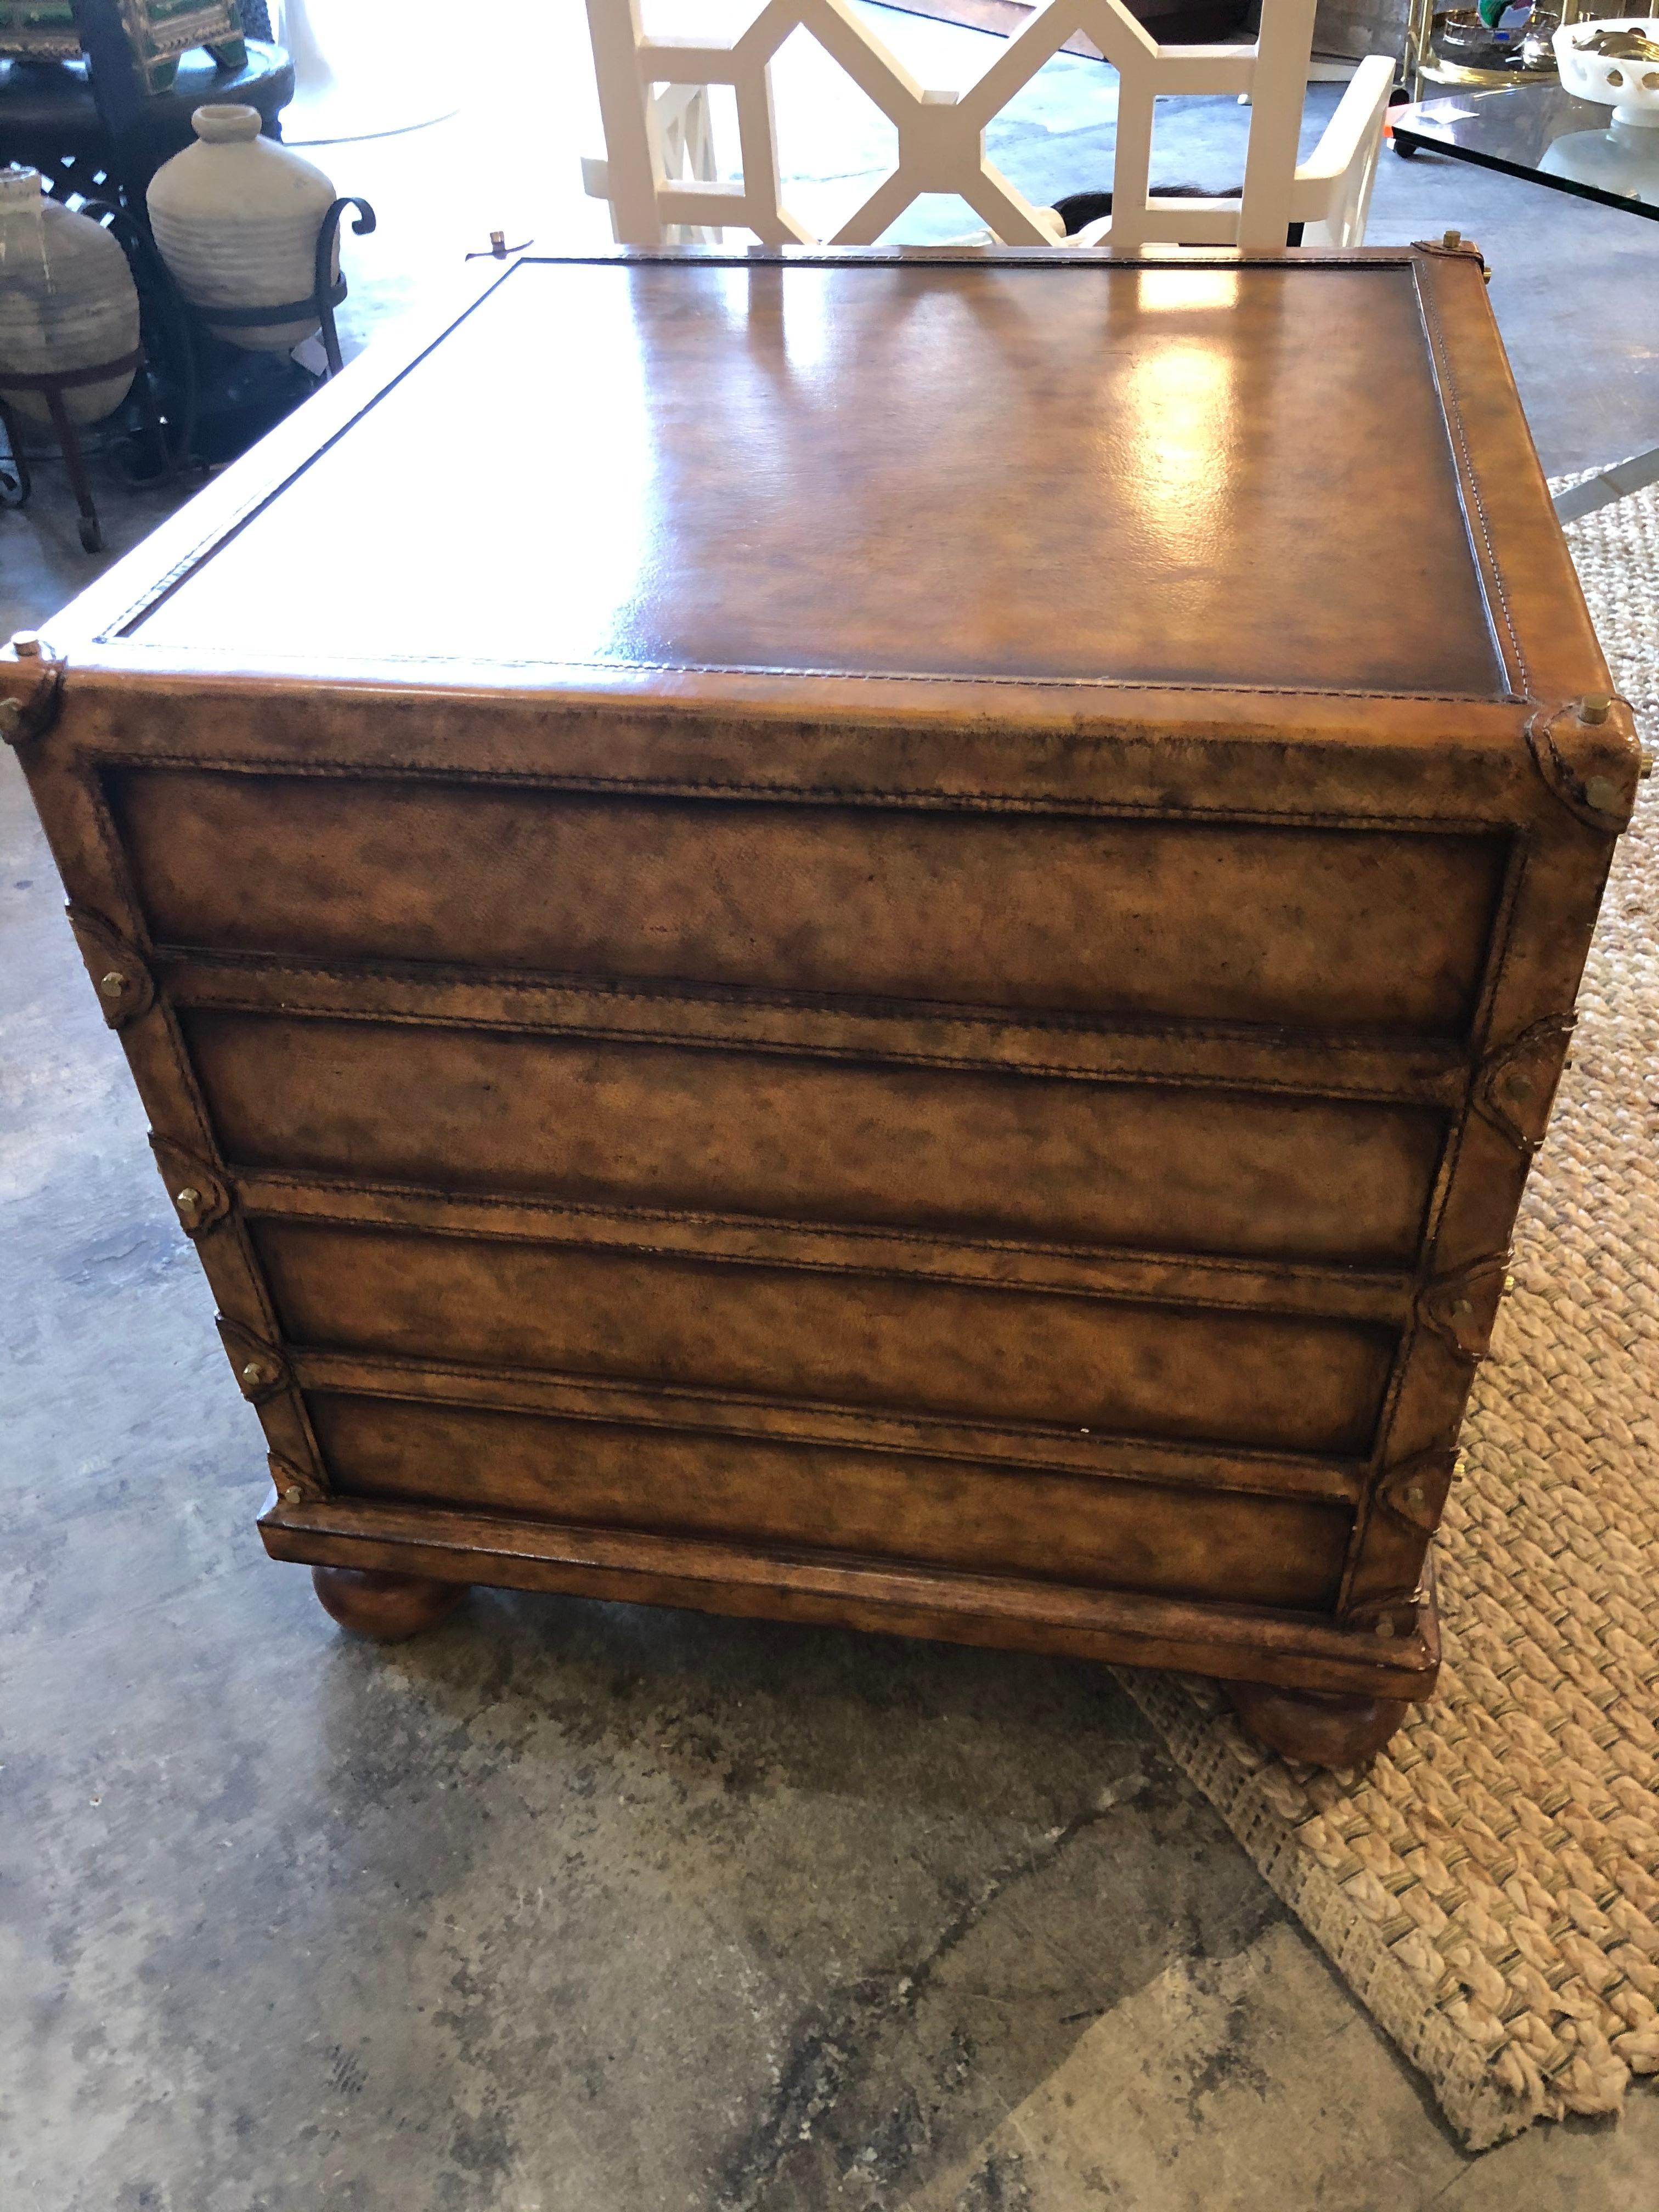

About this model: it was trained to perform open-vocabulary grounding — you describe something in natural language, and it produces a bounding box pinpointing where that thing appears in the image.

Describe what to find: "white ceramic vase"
[147,105,338,351]
[0,166,140,428]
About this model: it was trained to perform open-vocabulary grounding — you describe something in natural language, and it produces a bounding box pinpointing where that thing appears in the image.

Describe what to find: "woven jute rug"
[1117,474,1659,2151]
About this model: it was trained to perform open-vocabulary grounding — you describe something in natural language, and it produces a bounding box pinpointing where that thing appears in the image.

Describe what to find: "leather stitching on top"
[1412,264,1529,696]
[94,641,1523,702]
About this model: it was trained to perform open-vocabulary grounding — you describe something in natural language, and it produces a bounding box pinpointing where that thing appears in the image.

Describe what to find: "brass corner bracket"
[149,1135,230,1239]
[216,1316,292,1407]
[66,907,156,1031]
[1417,1252,1512,1364]
[1473,1014,1577,1154]
[0,636,66,751]
[1526,696,1642,832]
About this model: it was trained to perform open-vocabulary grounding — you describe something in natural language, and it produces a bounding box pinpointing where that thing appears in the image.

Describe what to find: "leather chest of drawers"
[5,245,1638,1762]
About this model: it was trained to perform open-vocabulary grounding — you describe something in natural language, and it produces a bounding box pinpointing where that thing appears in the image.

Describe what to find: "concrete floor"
[4,3,1658,2204]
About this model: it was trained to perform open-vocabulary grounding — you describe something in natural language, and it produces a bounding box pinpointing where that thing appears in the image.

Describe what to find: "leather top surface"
[128,256,1504,695]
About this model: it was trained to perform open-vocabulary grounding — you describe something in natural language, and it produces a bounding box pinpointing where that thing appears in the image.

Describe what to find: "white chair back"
[582,0,1392,253]
[1291,54,1394,250]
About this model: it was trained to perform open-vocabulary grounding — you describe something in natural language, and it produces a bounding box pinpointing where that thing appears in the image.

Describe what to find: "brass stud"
[1504,1272,1516,1295]
[1441,228,1462,249]
[1584,775,1621,812]
[1579,694,1612,725]
[1375,1617,1397,1639]
[241,1359,270,1387]
[1640,749,1654,780]
[99,970,127,998]
[282,1485,302,1503]
[175,1186,201,1220]
[0,698,20,738]
[1406,1482,1426,1511]
[9,630,42,658]
[1451,1297,1474,1325]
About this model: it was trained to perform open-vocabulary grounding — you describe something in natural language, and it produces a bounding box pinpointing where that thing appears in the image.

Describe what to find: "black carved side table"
[0,37,295,207]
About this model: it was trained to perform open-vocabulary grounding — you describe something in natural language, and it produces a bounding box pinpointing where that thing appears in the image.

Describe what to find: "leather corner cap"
[121,258,1506,699]
[1527,697,1643,831]
[0,652,65,748]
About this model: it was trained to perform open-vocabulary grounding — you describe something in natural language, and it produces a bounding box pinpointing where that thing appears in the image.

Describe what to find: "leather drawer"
[191,1011,1446,1267]
[109,770,1505,1036]
[307,1390,1353,1611]
[254,1217,1396,1457]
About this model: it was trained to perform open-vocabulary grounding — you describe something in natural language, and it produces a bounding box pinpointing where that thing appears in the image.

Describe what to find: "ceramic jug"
[147,105,337,351]
[0,166,140,427]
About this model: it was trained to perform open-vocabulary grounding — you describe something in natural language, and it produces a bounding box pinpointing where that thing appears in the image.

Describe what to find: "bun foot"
[311,1564,467,1641]
[1222,1679,1410,1767]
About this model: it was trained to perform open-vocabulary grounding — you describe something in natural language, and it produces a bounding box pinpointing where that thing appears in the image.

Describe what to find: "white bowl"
[1554,18,1659,128]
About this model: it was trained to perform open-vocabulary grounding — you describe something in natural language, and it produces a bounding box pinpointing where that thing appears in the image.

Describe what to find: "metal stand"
[0,349,148,550]
[0,193,373,553]
[179,195,375,376]
[0,198,198,551]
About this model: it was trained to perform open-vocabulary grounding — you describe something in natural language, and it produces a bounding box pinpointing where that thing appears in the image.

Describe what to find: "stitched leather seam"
[96,753,1524,828]
[90,642,1522,701]
[196,1000,1466,1099]
[179,978,1469,1062]
[272,1220,1409,1317]
[165,955,1475,1060]
[1412,264,1528,695]
[238,1179,1414,1293]
[295,1353,1362,1474]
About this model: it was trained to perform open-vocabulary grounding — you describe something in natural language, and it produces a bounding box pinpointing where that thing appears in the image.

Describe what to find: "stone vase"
[0,166,140,428]
[147,104,337,352]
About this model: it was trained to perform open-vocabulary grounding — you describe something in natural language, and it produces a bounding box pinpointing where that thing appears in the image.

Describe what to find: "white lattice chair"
[581,0,1396,253]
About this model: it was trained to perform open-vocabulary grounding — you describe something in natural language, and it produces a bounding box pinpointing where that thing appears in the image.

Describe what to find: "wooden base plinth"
[263,1497,1441,1709]
[1222,1678,1410,1766]
[311,1564,467,1641]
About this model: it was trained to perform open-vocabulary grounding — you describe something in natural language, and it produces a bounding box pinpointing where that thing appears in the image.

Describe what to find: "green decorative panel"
[0,2,83,63]
[119,1,246,86]
[1,2,247,86]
